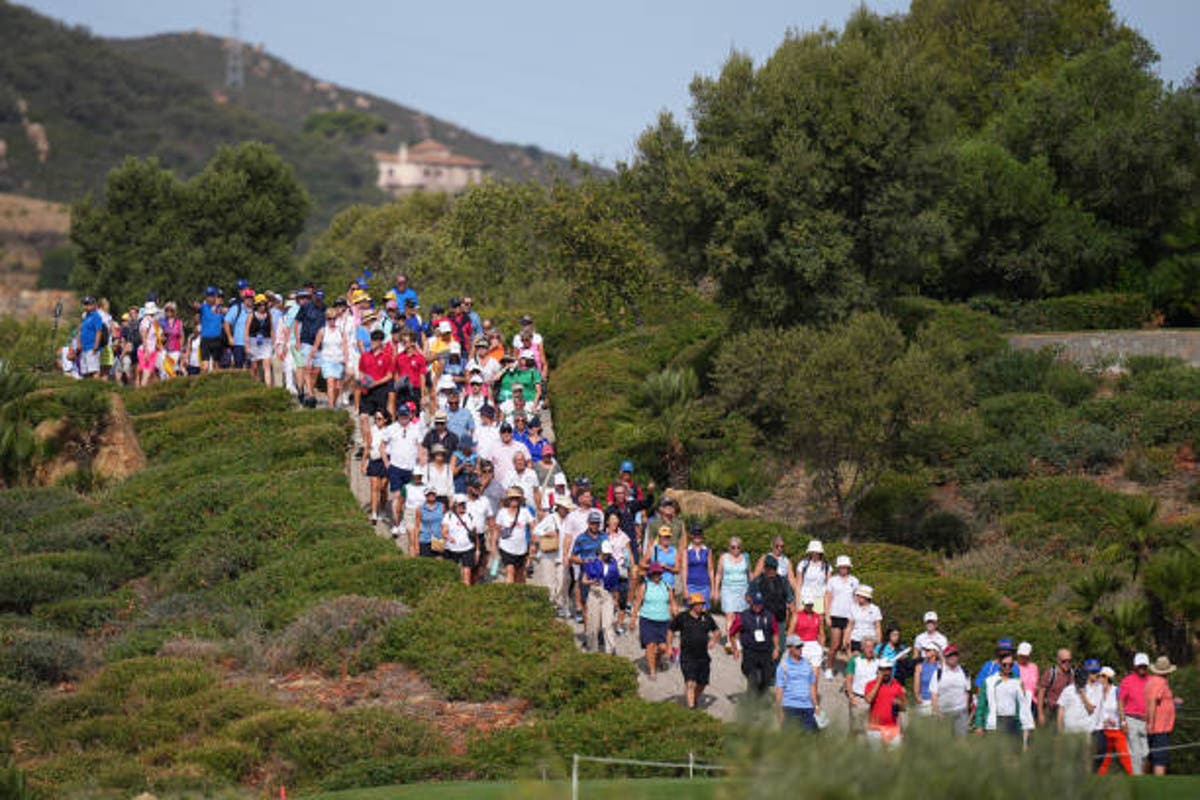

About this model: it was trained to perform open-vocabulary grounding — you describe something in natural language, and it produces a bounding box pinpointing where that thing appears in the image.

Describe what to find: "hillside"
[109,31,580,185]
[0,192,72,318]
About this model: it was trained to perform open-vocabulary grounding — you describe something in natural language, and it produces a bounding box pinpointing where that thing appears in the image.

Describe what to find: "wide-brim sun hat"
[855,585,873,599]
[504,487,525,501]
[1150,656,1177,675]
[835,555,852,568]
[806,539,824,554]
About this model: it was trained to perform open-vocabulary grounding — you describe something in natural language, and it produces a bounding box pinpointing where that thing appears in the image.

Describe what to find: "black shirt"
[670,611,718,661]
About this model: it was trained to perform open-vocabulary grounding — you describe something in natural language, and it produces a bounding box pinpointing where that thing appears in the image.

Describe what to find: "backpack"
[759,575,789,622]
[798,558,830,582]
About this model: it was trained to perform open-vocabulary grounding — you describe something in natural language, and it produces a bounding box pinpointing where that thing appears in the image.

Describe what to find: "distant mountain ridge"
[108,31,577,185]
[0,3,581,228]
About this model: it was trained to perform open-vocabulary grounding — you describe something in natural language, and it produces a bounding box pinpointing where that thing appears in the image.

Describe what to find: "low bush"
[853,471,932,544]
[0,677,36,722]
[0,629,84,683]
[179,740,261,783]
[1077,394,1200,446]
[899,411,994,471]
[979,392,1066,438]
[870,574,1007,645]
[954,440,1033,482]
[953,620,1066,668]
[892,297,1006,364]
[1041,363,1097,406]
[972,347,1057,398]
[1124,355,1185,375]
[270,595,407,675]
[966,477,1133,540]
[1033,422,1126,474]
[835,543,939,577]
[1122,364,1200,402]
[1123,445,1177,484]
[33,595,127,632]
[914,512,973,557]
[972,291,1153,331]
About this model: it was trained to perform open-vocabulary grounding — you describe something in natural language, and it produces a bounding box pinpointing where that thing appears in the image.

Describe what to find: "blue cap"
[356,278,369,289]
[620,460,634,473]
[1083,658,1101,672]
[996,638,1015,651]
[749,592,765,605]
[236,278,249,290]
[315,290,325,299]
[205,285,218,296]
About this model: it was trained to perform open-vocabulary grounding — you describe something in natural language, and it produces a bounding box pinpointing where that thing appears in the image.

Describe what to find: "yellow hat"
[254,293,267,304]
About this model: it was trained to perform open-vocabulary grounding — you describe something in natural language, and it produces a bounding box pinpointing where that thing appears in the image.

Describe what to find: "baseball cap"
[470,375,484,384]
[923,611,938,623]
[996,637,1015,652]
[499,422,513,433]
[944,645,959,657]
[205,285,219,296]
[452,493,468,505]
[480,405,496,419]
[878,658,894,670]
[575,476,592,488]
[647,562,664,575]
[687,593,705,606]
[424,485,438,495]
[81,295,96,305]
[1099,666,1116,679]
[240,287,255,298]
[763,554,778,569]
[449,341,462,354]
[620,460,634,472]
[785,634,804,648]
[396,405,411,416]
[749,591,765,605]
[1016,641,1033,656]
[600,540,613,555]
[799,590,816,605]
[1134,652,1150,668]
[587,509,603,524]
[1083,658,1101,672]
[437,320,452,333]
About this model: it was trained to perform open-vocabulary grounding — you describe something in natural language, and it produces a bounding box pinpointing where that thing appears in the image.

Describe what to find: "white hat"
[554,496,575,510]
[878,658,894,669]
[470,375,484,384]
[923,611,938,623]
[1133,652,1150,668]
[1099,666,1116,679]
[855,584,873,599]
[449,341,462,354]
[835,555,852,569]
[437,374,456,390]
[452,493,468,505]
[799,589,817,605]
[600,540,613,555]
[142,301,160,316]
[437,320,452,333]
[1016,641,1033,656]
[806,539,824,554]
[519,348,536,361]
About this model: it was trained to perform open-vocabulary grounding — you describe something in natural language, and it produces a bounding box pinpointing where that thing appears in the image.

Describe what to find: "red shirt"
[1118,672,1149,717]
[1146,675,1176,734]
[865,678,906,727]
[358,348,392,385]
[394,350,427,388]
[793,610,821,642]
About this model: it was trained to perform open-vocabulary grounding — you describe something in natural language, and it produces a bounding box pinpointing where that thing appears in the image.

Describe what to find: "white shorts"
[79,349,100,375]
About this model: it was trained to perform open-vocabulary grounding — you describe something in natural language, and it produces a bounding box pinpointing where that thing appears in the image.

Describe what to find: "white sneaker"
[369,513,378,523]
[824,669,833,679]
[390,525,402,537]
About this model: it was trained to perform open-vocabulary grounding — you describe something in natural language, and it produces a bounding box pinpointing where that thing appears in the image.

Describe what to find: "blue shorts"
[388,466,412,493]
[639,618,669,648]
[298,343,314,365]
[321,360,345,380]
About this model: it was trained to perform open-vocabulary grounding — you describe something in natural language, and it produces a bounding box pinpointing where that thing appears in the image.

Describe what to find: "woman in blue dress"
[680,523,714,608]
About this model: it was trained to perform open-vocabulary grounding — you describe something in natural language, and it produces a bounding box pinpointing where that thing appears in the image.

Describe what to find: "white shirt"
[533,512,568,562]
[384,422,421,471]
[422,461,454,498]
[466,496,495,532]
[494,506,535,556]
[848,654,879,697]
[504,468,540,508]
[474,424,500,462]
[443,510,474,552]
[404,485,425,513]
[489,440,531,484]
[930,664,971,713]
[564,507,592,541]
[993,676,1025,717]
[913,630,949,655]
[1093,683,1119,731]
[827,574,859,618]
[848,602,881,642]
[367,423,389,460]
[1057,685,1095,734]
[796,558,829,598]
[512,331,543,350]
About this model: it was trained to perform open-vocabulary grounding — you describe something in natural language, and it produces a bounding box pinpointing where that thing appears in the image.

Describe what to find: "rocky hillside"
[0,192,72,318]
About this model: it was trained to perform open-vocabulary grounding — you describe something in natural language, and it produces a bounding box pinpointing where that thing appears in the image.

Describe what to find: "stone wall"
[1007,330,1200,368]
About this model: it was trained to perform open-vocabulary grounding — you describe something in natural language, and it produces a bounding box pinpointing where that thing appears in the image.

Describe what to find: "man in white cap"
[913,611,949,655]
[581,539,621,654]
[865,657,905,746]
[1119,652,1152,773]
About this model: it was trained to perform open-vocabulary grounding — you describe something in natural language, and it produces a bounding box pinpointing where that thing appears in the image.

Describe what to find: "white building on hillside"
[374,139,487,196]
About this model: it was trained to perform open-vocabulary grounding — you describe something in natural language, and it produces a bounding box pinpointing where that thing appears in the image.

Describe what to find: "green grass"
[303,777,733,800]
[1133,777,1200,800]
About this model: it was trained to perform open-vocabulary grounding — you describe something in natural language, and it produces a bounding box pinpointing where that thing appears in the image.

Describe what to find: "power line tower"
[225,0,244,89]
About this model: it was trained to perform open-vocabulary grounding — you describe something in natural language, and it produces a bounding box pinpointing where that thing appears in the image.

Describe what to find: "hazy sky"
[21,0,1199,166]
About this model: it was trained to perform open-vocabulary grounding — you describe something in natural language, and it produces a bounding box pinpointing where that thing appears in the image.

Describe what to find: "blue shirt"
[571,532,609,563]
[975,660,1020,689]
[199,303,224,338]
[404,315,424,343]
[419,501,444,544]
[446,407,475,442]
[224,303,249,346]
[79,310,104,352]
[395,286,419,309]
[776,654,816,709]
[583,558,620,591]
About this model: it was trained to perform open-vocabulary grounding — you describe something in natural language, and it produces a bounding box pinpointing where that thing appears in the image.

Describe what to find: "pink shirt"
[1118,672,1149,717]
[1018,660,1040,697]
[1146,675,1176,734]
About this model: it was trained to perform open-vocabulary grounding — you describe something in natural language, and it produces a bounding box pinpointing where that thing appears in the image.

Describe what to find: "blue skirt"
[639,618,669,648]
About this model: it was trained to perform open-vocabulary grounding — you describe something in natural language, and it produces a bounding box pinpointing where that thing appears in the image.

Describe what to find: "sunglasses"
[730,545,742,551]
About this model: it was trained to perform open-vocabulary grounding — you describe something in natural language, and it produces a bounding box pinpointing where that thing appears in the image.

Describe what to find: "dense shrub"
[1041,363,1097,406]
[899,412,994,471]
[972,347,1057,398]
[0,629,85,683]
[33,595,127,632]
[978,392,1065,438]
[967,477,1133,541]
[971,292,1153,331]
[1077,394,1200,446]
[1123,445,1177,484]
[1121,364,1200,402]
[270,595,408,675]
[892,297,1006,364]
[0,677,36,721]
[914,512,973,557]
[954,440,1033,482]
[953,620,1066,668]
[854,471,932,544]
[1033,422,1126,473]
[871,574,1007,643]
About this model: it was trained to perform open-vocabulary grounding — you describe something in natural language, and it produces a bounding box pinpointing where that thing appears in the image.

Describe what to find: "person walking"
[1057,669,1098,737]
[729,591,780,696]
[792,590,826,674]
[776,634,821,731]
[912,643,941,716]
[633,563,676,681]
[1094,666,1134,775]
[793,540,830,616]
[493,486,535,584]
[1016,641,1040,723]
[974,652,1035,748]
[824,555,859,677]
[361,409,392,524]
[670,593,720,709]
[1145,656,1178,776]
[1118,653,1152,774]
[581,540,621,654]
[845,635,879,737]
[679,523,715,609]
[865,658,905,747]
[846,585,882,655]
[715,537,751,651]
[930,644,973,736]
[442,493,478,585]
[1037,648,1075,728]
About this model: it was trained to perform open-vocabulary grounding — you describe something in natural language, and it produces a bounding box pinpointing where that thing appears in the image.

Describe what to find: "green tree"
[783,313,970,527]
[613,367,702,488]
[70,142,309,308]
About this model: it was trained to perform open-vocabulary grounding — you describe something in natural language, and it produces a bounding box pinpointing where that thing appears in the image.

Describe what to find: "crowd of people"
[62,275,1184,775]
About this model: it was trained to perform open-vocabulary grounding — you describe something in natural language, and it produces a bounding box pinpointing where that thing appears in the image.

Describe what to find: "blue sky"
[21,0,1198,166]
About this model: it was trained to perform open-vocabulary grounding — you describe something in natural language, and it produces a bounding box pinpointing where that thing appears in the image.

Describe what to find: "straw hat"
[1150,656,1177,675]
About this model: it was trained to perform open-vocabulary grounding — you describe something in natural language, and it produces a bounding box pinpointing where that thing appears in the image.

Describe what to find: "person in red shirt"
[392,335,428,415]
[865,659,906,746]
[357,330,393,446]
[1119,652,1152,774]
[793,590,827,673]
[1145,656,1179,776]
